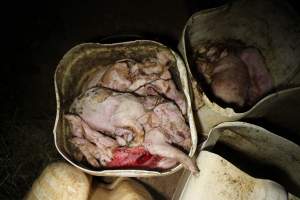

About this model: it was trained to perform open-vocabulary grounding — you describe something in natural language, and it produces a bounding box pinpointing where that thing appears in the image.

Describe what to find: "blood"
[107,146,163,169]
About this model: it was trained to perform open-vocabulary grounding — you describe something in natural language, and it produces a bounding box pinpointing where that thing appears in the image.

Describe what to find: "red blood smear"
[107,146,163,169]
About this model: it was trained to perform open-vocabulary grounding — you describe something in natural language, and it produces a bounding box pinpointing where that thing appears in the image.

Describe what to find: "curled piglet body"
[87,50,187,115]
[195,41,273,108]
[70,87,146,146]
[66,87,196,172]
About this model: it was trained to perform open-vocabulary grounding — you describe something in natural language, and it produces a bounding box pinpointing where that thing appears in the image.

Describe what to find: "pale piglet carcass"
[66,87,197,172]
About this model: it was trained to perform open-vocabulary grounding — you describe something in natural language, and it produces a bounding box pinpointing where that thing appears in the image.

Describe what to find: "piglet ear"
[64,114,84,138]
[239,48,273,104]
[80,120,117,148]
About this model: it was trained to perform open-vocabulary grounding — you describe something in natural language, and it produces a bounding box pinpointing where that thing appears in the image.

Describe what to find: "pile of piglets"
[194,40,273,109]
[65,50,197,173]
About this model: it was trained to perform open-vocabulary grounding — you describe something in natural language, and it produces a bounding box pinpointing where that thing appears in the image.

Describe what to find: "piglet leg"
[153,102,191,150]
[66,114,117,167]
[65,114,84,138]
[143,128,198,173]
[113,118,145,147]
[69,137,102,168]
[80,121,117,149]
[156,158,178,169]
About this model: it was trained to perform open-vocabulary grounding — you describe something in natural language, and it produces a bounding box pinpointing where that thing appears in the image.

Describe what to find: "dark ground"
[0,0,300,199]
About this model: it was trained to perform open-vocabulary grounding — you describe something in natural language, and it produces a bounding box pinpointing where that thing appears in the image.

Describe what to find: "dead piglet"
[89,50,187,114]
[195,42,273,108]
[152,102,191,150]
[143,128,198,173]
[65,114,118,167]
[66,114,180,170]
[67,87,195,171]
[211,54,250,107]
[137,101,197,173]
[70,87,146,147]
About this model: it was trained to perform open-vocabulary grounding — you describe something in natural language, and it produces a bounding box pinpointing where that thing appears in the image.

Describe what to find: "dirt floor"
[1,0,300,199]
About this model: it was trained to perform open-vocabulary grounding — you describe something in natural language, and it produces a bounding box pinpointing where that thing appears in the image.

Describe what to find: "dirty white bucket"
[173,121,300,199]
[53,41,197,177]
[178,0,300,133]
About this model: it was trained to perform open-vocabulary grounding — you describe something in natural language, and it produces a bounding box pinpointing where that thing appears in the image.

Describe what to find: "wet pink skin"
[239,48,273,105]
[197,46,273,107]
[65,51,197,172]
[66,88,196,172]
